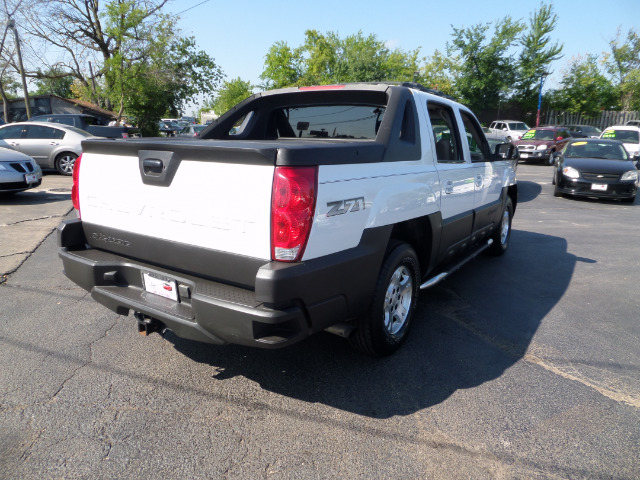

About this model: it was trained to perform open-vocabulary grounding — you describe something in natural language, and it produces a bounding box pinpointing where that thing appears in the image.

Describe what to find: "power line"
[174,0,212,16]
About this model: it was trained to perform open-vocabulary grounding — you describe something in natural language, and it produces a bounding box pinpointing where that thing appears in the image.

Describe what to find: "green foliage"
[416,49,458,97]
[604,28,640,110]
[201,77,253,117]
[260,30,419,88]
[548,55,618,117]
[260,41,303,89]
[447,16,525,112]
[515,3,563,113]
[99,1,223,135]
[33,68,74,97]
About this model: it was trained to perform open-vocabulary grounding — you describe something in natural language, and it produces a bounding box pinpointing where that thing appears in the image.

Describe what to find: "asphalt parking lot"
[1,165,639,479]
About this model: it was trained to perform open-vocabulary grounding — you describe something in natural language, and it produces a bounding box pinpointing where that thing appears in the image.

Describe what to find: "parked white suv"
[489,120,530,142]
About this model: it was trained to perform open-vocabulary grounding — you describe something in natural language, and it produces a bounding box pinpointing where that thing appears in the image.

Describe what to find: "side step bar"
[420,239,493,290]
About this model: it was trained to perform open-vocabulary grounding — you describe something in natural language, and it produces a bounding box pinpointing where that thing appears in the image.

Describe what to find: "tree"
[447,16,525,113]
[416,49,458,97]
[260,30,419,88]
[548,55,618,117]
[21,0,223,133]
[604,27,640,111]
[260,41,303,89]
[33,67,74,97]
[514,3,563,118]
[201,77,253,117]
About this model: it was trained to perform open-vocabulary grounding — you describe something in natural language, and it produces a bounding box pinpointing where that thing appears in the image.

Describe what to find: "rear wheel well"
[389,216,433,276]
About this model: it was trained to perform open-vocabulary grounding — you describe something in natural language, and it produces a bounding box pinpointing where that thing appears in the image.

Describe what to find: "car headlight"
[621,170,638,181]
[562,166,580,179]
[536,144,548,150]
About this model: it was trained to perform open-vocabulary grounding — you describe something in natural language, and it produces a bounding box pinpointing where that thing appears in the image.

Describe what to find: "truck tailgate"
[78,144,275,261]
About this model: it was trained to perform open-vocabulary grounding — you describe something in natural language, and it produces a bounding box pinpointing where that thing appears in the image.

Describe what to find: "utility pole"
[7,16,30,119]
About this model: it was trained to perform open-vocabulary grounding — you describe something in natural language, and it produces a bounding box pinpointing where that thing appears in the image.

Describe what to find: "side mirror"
[494,142,518,160]
[551,152,561,165]
[502,127,508,131]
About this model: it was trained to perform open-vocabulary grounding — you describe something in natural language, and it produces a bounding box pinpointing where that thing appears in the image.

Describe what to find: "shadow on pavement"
[516,180,543,203]
[166,229,585,418]
[0,190,70,206]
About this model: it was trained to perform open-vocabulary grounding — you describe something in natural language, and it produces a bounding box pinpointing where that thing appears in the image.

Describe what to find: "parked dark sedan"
[552,139,639,202]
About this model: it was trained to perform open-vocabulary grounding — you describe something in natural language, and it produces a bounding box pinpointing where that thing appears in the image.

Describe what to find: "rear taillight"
[271,166,317,262]
[71,154,82,217]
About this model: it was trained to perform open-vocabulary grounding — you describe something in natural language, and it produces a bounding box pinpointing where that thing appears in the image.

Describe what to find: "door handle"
[444,180,453,194]
[49,142,59,146]
[475,174,483,188]
[142,158,164,175]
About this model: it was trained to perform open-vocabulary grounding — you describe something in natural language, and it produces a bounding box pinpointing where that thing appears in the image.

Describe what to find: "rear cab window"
[427,102,463,163]
[265,105,384,140]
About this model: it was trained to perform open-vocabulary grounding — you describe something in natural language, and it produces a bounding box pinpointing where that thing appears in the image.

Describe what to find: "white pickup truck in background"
[58,82,518,356]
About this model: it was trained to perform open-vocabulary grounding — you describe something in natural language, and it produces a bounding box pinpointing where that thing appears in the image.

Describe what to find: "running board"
[420,239,493,290]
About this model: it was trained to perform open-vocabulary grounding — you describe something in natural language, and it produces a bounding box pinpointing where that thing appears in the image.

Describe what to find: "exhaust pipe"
[134,312,165,337]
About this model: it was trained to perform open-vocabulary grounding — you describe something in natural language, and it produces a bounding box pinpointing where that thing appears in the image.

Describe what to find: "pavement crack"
[1,213,69,227]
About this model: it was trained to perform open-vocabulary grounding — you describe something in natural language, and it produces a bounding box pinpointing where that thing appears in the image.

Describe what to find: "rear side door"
[20,125,65,166]
[426,101,475,257]
[458,110,505,238]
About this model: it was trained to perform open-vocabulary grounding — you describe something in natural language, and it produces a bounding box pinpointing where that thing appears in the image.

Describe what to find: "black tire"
[350,243,420,357]
[55,152,78,176]
[487,196,513,256]
[553,183,562,197]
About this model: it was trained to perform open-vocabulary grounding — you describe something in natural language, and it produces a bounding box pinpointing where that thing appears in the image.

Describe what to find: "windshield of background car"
[508,122,529,130]
[521,129,555,140]
[583,126,602,135]
[276,105,385,140]
[601,129,640,143]
[565,141,629,160]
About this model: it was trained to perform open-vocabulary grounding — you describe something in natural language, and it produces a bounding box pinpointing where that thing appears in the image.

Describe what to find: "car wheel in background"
[55,152,78,176]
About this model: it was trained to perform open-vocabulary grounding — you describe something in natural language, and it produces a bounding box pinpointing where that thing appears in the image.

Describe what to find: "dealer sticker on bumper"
[591,183,607,191]
[142,272,178,301]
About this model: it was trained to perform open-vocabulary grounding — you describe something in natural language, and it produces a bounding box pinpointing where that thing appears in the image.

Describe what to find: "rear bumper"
[58,219,390,348]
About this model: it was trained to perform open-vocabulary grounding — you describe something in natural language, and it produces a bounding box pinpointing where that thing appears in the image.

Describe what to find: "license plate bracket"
[25,173,38,184]
[142,272,178,301]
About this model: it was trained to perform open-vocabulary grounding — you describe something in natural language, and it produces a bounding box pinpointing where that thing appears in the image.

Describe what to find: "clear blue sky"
[165,0,640,111]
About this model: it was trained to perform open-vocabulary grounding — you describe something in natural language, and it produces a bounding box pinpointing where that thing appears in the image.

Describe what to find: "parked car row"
[1,114,203,188]
[482,117,639,204]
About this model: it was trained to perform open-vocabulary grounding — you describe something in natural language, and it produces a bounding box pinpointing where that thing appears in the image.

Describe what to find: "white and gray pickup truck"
[58,83,518,356]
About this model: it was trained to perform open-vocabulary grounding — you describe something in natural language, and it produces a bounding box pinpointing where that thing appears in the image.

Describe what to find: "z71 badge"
[326,197,365,217]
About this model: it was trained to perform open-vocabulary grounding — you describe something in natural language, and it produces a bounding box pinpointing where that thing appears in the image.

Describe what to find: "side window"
[460,111,490,162]
[427,102,462,163]
[52,128,66,140]
[229,111,254,136]
[0,125,25,139]
[52,117,74,126]
[25,125,59,139]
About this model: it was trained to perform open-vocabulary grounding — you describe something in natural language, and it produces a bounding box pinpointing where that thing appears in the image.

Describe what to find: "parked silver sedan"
[0,122,92,175]
[0,147,42,194]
